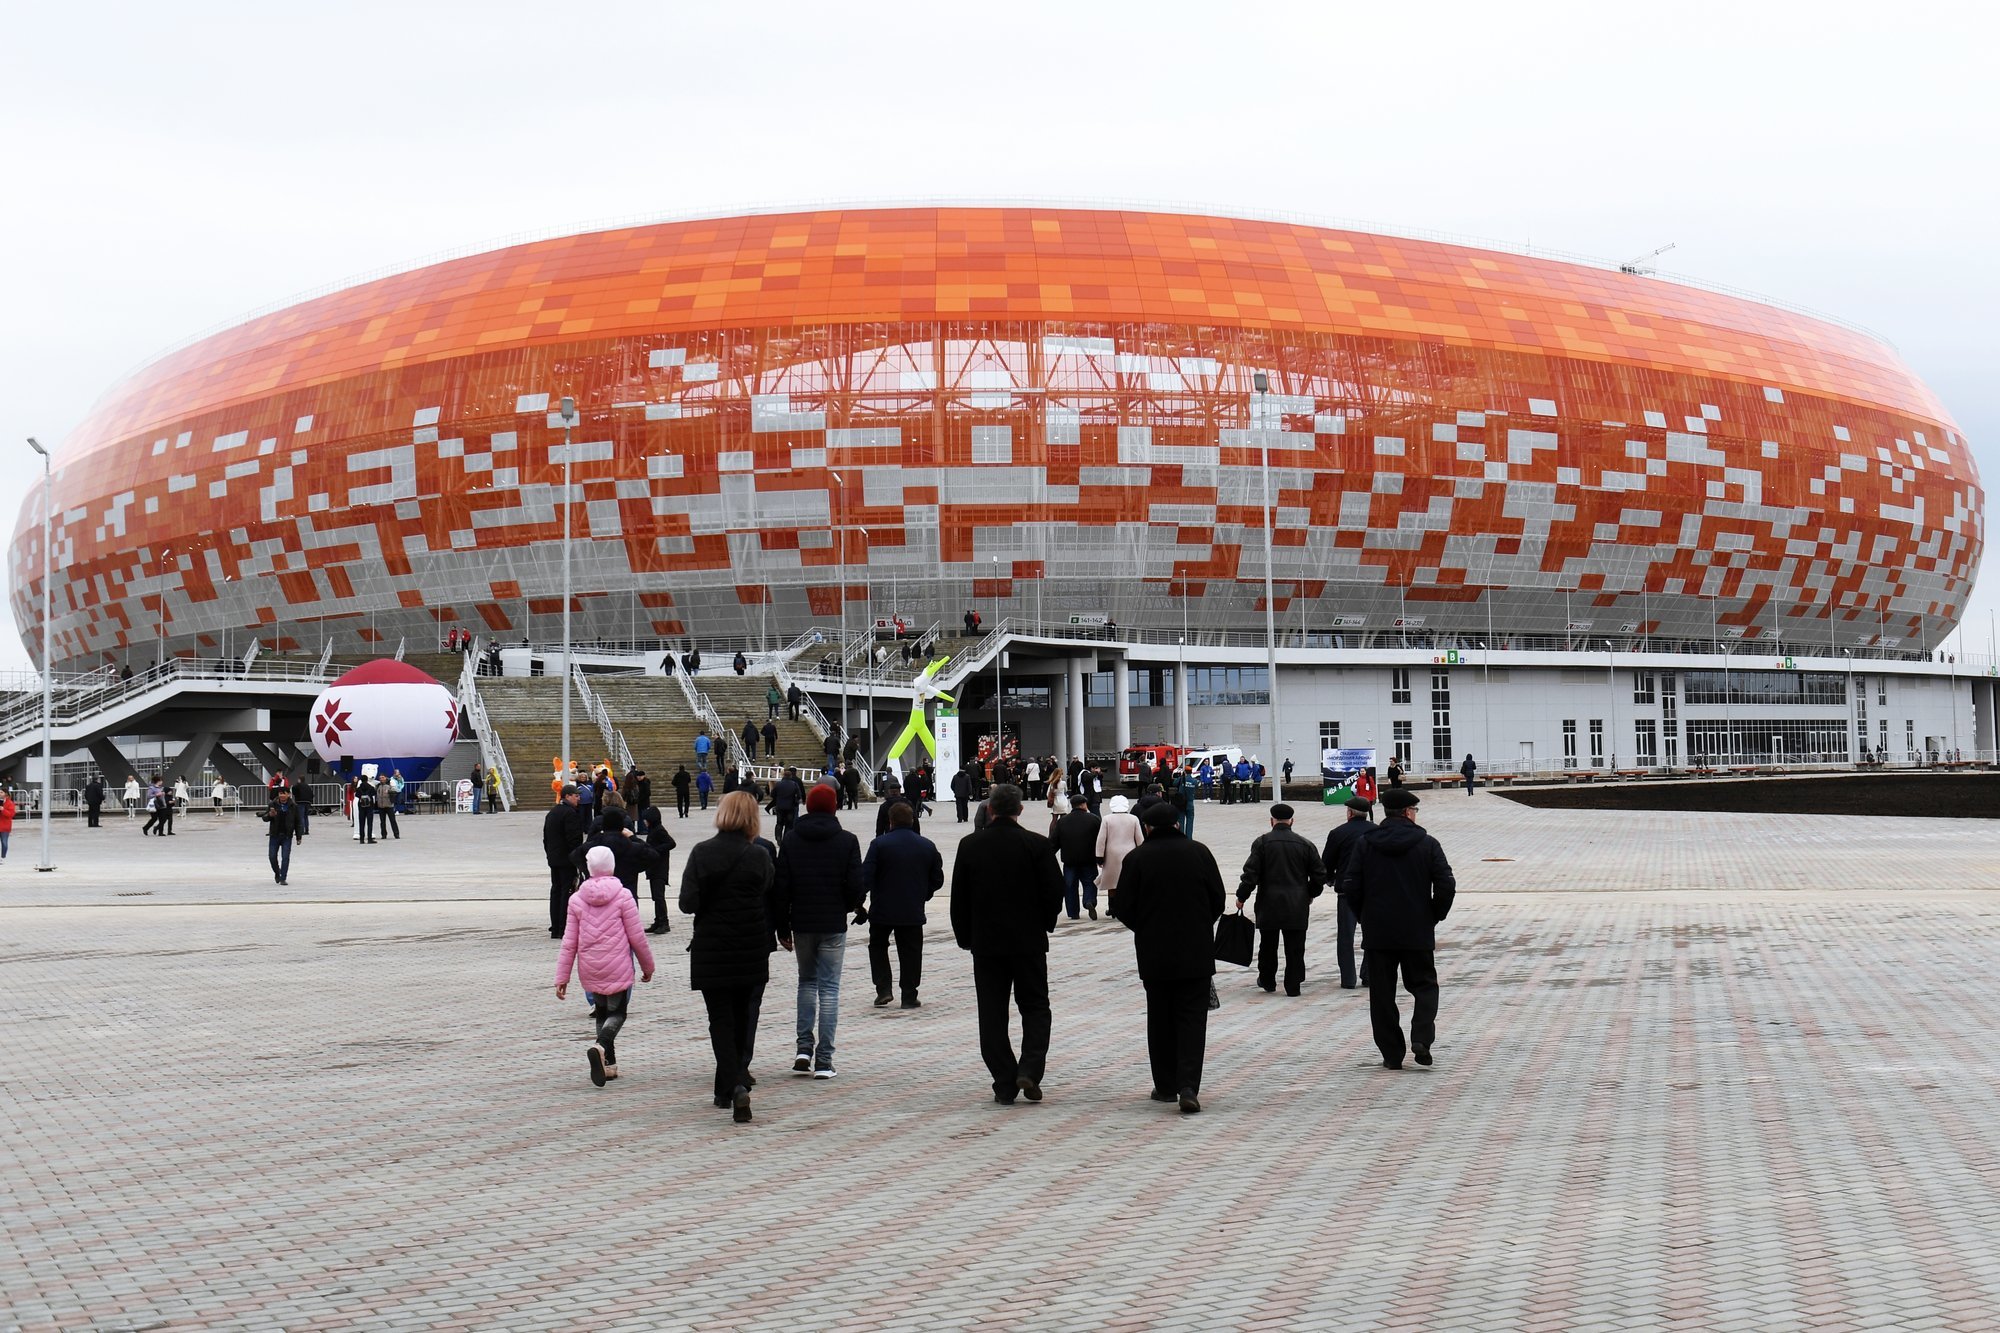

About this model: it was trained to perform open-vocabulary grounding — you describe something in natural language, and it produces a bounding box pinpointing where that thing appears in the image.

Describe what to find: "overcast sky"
[2,0,1994,671]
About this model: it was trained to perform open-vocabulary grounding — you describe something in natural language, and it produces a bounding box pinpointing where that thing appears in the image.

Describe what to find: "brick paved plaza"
[4,790,2000,1330]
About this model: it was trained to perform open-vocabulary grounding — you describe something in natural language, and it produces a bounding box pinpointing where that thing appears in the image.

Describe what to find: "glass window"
[1633,672,1656,704]
[1562,719,1577,769]
[1392,719,1412,765]
[1185,666,1267,706]
[1685,719,1854,763]
[1391,667,1411,705]
[1318,720,1340,750]
[1589,719,1604,767]
[1636,719,1658,766]
[1683,670,1847,706]
[1430,670,1452,765]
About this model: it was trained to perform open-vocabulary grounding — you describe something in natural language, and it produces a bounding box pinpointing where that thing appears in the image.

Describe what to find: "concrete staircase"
[699,672,837,775]
[590,676,717,778]
[474,677,572,803]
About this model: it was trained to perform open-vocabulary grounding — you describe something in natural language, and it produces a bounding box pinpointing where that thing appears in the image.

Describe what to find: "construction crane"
[1619,242,1676,275]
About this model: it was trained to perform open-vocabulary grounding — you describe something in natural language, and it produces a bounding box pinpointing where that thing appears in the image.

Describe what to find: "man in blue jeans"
[773,783,863,1078]
[1052,794,1102,921]
[260,787,303,885]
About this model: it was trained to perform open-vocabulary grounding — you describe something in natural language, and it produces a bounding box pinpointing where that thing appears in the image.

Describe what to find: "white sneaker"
[813,1067,838,1080]
[793,1054,812,1073]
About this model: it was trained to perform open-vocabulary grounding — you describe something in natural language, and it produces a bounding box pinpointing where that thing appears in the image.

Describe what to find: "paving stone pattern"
[3,794,1999,1330]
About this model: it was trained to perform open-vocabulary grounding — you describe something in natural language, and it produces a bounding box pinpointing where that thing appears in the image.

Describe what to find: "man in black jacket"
[951,764,973,822]
[949,783,1064,1104]
[875,776,921,837]
[774,784,863,1078]
[1115,802,1226,1112]
[1321,796,1375,989]
[1236,803,1328,996]
[862,801,944,1007]
[84,775,105,828]
[569,809,662,901]
[1339,788,1457,1069]
[1054,797,1102,921]
[768,767,805,842]
[542,785,589,937]
[260,787,304,885]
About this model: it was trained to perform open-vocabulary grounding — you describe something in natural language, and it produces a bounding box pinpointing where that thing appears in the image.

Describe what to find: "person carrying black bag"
[1235,803,1327,996]
[1114,802,1226,1112]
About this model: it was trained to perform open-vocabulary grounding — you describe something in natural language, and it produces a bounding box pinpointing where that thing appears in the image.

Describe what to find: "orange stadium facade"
[8,206,1981,671]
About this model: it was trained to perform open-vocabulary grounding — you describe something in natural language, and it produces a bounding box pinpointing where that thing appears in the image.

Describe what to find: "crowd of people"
[548,755,1459,1120]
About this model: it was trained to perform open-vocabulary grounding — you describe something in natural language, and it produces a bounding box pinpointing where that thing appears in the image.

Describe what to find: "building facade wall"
[9,207,1980,675]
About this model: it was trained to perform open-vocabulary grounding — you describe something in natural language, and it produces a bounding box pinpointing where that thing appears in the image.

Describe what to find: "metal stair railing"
[458,641,514,811]
[0,656,345,755]
[315,638,336,678]
[672,659,749,770]
[936,617,1014,693]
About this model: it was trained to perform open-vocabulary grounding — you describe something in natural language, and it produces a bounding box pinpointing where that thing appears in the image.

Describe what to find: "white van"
[1178,745,1243,775]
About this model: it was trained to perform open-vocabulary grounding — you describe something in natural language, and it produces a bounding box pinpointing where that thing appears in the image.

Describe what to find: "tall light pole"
[1603,639,1617,770]
[27,438,54,871]
[1843,648,1855,764]
[1254,370,1280,799]
[558,395,576,775]
[832,470,849,750]
[992,554,1003,764]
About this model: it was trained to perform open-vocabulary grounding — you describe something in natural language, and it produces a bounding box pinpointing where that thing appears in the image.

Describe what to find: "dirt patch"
[1496,772,2000,819]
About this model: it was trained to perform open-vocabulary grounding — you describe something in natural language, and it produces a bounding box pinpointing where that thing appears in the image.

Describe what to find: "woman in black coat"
[679,791,779,1123]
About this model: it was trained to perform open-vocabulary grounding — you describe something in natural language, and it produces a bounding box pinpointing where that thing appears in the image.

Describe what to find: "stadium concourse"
[4,790,1999,1330]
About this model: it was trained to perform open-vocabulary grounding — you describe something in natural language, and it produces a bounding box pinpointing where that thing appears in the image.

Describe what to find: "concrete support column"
[1979,680,1998,760]
[1049,667,1068,769]
[1112,657,1132,751]
[1067,657,1088,764]
[164,731,220,785]
[87,737,136,782]
[1175,658,1190,746]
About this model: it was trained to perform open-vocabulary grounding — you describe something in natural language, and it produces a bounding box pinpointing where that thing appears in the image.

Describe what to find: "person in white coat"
[122,775,141,818]
[1095,794,1144,916]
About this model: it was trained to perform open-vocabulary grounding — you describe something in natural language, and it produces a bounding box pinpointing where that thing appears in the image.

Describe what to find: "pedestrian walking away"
[554,846,657,1088]
[83,775,105,828]
[1115,802,1226,1112]
[542,784,590,937]
[1322,796,1375,988]
[695,767,713,810]
[1339,788,1457,1069]
[259,787,304,884]
[862,800,943,1008]
[1460,753,1478,795]
[1054,794,1103,921]
[768,767,805,843]
[570,809,662,904]
[680,792,780,1122]
[1095,794,1143,918]
[636,805,678,933]
[773,784,863,1078]
[694,732,712,772]
[949,784,1064,1105]
[672,765,693,818]
[761,719,778,758]
[1236,803,1327,995]
[766,682,784,720]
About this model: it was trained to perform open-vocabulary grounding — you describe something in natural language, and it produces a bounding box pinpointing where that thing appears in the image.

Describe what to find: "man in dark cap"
[1235,803,1327,996]
[1115,801,1226,1112]
[949,783,1064,1105]
[541,783,589,938]
[1339,788,1456,1069]
[1322,796,1376,989]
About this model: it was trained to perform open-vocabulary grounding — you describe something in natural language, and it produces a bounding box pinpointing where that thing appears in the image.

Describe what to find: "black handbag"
[1213,912,1254,967]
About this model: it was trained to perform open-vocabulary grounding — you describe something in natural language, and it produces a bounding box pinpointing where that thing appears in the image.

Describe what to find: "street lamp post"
[558,395,576,776]
[27,437,54,872]
[1254,371,1280,800]
[992,554,1003,766]
[832,470,849,753]
[1603,640,1617,771]
[1843,648,1856,765]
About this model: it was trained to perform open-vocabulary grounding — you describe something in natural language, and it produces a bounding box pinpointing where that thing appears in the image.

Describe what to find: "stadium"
[6,205,1989,790]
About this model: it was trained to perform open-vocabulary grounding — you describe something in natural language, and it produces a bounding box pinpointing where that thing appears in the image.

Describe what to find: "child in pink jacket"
[555,845,656,1086]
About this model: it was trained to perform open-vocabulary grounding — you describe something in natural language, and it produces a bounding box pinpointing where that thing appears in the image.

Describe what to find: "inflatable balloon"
[309,659,459,784]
